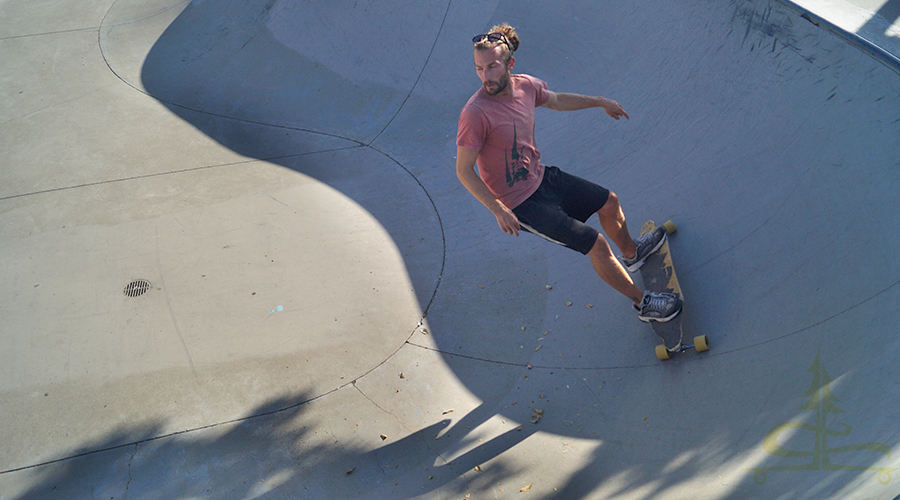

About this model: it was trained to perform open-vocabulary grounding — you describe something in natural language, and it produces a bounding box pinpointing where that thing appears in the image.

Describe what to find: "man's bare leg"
[587,235,643,305]
[596,191,637,260]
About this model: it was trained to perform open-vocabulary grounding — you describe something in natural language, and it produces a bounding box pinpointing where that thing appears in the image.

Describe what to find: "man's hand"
[492,200,520,236]
[600,98,629,120]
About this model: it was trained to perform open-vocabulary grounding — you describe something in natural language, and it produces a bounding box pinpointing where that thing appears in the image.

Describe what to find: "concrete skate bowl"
[95,0,900,497]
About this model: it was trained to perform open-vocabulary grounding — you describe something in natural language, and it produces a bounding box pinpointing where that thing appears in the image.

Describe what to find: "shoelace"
[645,294,672,312]
[635,230,659,255]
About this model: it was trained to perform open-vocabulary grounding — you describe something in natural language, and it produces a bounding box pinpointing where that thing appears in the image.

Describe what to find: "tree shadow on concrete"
[9,390,557,499]
[11,392,420,499]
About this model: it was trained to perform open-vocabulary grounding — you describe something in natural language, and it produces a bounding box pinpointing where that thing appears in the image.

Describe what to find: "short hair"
[473,23,520,62]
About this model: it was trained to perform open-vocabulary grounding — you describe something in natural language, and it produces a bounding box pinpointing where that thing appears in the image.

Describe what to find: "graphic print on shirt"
[506,124,529,187]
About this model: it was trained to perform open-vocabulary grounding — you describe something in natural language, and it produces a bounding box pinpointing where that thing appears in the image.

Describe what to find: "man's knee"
[598,191,621,217]
[588,233,613,257]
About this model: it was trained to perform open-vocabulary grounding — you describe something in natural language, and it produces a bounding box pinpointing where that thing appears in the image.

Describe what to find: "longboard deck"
[638,220,684,352]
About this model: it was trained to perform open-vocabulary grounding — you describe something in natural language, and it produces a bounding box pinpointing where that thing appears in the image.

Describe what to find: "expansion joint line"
[368,0,453,146]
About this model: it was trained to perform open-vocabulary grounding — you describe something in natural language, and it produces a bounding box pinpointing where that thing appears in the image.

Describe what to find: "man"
[455,24,681,322]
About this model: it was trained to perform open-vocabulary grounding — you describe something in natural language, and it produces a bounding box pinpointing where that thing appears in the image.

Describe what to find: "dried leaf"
[474,465,482,472]
[534,345,542,352]
[564,301,573,306]
[545,285,552,290]
[346,468,356,475]
[585,304,594,309]
[520,483,533,492]
[442,409,454,415]
[380,434,388,440]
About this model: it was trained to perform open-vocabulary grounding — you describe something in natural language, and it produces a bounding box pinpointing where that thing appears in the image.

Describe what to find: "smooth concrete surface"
[1,0,899,498]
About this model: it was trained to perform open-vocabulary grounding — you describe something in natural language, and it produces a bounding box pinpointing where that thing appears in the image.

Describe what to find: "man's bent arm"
[542,91,629,120]
[456,145,521,236]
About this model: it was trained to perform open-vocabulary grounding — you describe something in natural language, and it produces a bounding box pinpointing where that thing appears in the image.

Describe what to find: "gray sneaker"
[633,291,682,323]
[622,226,667,272]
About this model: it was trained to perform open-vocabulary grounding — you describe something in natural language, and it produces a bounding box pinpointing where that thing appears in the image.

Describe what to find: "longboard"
[638,220,709,360]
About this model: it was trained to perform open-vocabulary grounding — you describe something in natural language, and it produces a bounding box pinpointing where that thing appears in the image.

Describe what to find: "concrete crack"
[124,444,137,497]
[351,382,404,426]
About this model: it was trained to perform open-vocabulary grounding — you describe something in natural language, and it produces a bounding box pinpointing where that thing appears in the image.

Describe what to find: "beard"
[483,71,511,96]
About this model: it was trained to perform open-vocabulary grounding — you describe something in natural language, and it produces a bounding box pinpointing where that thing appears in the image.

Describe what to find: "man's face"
[474,45,514,96]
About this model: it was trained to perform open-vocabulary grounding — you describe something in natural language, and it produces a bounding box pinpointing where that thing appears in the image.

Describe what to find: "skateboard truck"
[655,334,710,361]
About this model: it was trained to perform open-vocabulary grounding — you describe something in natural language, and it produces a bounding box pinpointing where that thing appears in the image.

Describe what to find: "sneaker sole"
[638,304,683,323]
[625,230,667,273]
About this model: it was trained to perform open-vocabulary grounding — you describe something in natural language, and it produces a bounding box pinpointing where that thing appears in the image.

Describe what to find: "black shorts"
[512,166,610,255]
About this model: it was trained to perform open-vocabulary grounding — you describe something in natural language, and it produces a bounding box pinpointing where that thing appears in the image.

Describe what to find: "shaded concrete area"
[1,0,899,498]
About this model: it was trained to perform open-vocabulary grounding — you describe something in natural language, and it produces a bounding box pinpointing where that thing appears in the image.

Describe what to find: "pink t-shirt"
[457,74,551,209]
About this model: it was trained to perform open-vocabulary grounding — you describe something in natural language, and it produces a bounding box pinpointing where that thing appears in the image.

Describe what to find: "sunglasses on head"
[472,32,513,53]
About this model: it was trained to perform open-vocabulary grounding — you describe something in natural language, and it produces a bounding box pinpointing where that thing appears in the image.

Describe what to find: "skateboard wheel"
[655,345,671,361]
[694,335,710,352]
[663,220,677,234]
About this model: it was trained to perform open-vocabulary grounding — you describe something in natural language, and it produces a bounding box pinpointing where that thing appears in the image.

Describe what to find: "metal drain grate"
[124,279,151,297]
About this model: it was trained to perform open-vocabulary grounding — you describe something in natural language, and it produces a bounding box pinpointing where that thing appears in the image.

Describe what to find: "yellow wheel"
[663,220,677,234]
[694,335,710,352]
[655,345,671,360]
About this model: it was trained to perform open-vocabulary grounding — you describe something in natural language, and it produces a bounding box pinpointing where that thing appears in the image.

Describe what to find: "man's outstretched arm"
[456,145,521,236]
[542,91,629,120]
